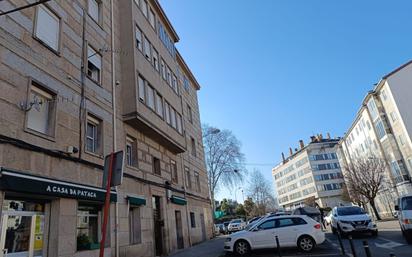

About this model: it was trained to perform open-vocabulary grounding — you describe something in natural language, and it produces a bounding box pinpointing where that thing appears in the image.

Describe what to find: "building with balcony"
[336,60,412,218]
[0,0,211,256]
[272,135,347,210]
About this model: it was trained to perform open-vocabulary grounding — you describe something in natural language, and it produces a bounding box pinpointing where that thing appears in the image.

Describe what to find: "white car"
[227,219,246,233]
[224,215,325,255]
[395,194,412,243]
[330,206,377,236]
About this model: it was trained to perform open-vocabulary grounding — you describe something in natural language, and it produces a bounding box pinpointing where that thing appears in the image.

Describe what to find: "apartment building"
[0,1,211,257]
[273,135,347,210]
[336,60,412,218]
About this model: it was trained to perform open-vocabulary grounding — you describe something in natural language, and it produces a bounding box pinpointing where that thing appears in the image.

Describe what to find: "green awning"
[127,195,146,206]
[171,195,187,205]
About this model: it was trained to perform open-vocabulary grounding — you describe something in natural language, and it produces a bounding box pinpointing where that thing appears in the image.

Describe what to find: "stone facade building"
[0,0,212,257]
[272,135,347,210]
[336,60,412,219]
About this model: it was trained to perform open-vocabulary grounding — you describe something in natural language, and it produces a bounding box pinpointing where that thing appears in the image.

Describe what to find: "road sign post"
[99,151,123,257]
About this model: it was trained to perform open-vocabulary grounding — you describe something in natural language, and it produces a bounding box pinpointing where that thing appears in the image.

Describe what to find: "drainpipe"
[109,0,119,256]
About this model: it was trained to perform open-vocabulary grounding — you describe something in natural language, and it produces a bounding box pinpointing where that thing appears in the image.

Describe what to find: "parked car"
[292,206,322,223]
[216,223,226,234]
[330,206,377,236]
[228,219,246,233]
[224,215,325,255]
[395,194,412,243]
[223,221,230,232]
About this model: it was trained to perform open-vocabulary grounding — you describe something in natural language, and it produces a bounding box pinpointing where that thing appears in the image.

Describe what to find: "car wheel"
[298,235,316,252]
[331,226,337,234]
[234,240,250,255]
[338,225,347,238]
[371,230,378,237]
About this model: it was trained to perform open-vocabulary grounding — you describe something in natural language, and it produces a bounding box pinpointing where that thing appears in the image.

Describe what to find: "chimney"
[289,147,293,156]
[327,132,331,139]
[299,140,305,149]
[319,133,323,140]
[281,152,285,163]
[310,136,316,143]
[294,148,298,152]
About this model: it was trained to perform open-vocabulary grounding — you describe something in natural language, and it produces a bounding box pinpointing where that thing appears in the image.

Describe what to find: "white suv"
[395,194,412,243]
[330,206,377,236]
[224,215,325,255]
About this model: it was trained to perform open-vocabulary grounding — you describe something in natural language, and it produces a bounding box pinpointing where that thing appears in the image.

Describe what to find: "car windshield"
[231,219,241,223]
[337,207,365,216]
[402,197,412,210]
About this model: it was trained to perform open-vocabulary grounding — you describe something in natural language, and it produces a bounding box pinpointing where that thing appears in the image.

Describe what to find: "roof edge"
[152,0,180,42]
[177,50,201,90]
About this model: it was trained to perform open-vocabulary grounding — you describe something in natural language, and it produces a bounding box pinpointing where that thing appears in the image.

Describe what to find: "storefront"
[0,167,117,257]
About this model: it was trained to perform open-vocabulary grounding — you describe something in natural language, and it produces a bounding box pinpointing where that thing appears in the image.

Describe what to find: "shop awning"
[127,195,146,206]
[0,167,117,202]
[170,195,187,205]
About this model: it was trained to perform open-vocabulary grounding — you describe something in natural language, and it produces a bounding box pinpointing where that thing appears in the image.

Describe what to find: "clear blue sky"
[160,0,412,202]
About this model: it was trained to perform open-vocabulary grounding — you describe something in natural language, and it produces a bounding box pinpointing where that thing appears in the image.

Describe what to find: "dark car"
[292,206,322,223]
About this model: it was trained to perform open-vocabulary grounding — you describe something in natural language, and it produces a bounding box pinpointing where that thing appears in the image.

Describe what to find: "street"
[169,220,412,257]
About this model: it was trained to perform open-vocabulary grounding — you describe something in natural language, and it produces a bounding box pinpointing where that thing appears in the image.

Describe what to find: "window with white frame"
[176,114,182,134]
[165,102,171,124]
[381,89,387,101]
[88,0,100,23]
[35,5,60,51]
[126,136,137,167]
[187,104,193,123]
[155,93,163,117]
[86,115,101,154]
[138,75,145,102]
[390,111,398,123]
[172,74,178,94]
[143,37,151,60]
[166,66,172,85]
[161,59,166,80]
[146,85,155,110]
[135,26,143,51]
[87,45,102,84]
[399,134,405,146]
[152,48,159,71]
[27,84,55,135]
[170,107,176,128]
[149,8,156,29]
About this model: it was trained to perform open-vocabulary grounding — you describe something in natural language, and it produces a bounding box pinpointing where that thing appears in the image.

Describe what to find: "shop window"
[77,204,100,251]
[129,207,142,244]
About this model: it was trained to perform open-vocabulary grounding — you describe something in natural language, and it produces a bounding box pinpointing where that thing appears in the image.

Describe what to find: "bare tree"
[247,169,276,216]
[343,157,387,220]
[202,124,245,215]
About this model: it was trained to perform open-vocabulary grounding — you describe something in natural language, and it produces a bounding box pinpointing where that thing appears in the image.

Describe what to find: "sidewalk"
[167,237,226,257]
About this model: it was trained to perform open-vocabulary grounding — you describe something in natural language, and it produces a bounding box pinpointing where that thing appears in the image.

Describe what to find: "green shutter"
[171,195,187,205]
[127,196,146,206]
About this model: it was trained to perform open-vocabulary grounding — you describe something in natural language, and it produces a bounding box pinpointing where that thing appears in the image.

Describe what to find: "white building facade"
[336,61,412,218]
[273,136,347,210]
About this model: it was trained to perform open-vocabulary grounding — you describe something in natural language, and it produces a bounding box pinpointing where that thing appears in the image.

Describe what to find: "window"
[185,167,191,189]
[258,219,275,230]
[191,137,196,157]
[153,157,161,175]
[146,85,155,110]
[149,8,156,29]
[143,37,151,60]
[171,160,178,183]
[152,48,159,71]
[381,89,387,100]
[292,218,307,225]
[390,112,398,123]
[399,134,405,146]
[135,26,143,51]
[87,45,102,84]
[77,204,104,251]
[129,207,141,244]
[183,76,190,91]
[138,75,145,102]
[190,212,196,228]
[276,218,297,228]
[172,75,178,93]
[176,114,183,134]
[86,115,101,154]
[366,120,371,130]
[27,84,55,135]
[187,104,193,123]
[35,5,60,51]
[155,93,163,117]
[170,108,176,128]
[126,136,137,167]
[161,59,166,80]
[141,0,148,17]
[375,119,386,139]
[165,102,171,124]
[166,66,172,85]
[88,0,100,23]
[195,172,200,192]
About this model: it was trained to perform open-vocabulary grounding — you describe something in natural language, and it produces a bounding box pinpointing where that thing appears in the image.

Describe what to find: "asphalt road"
[222,220,412,257]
